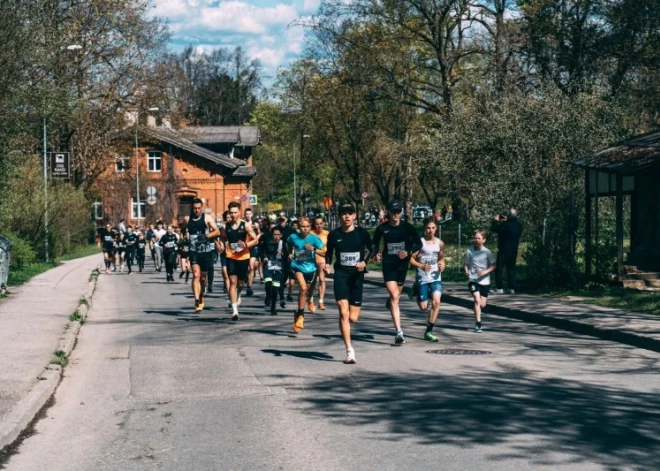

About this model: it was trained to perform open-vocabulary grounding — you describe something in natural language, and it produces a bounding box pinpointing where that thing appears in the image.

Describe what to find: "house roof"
[178,126,261,147]
[570,130,660,174]
[139,126,240,169]
[231,166,258,177]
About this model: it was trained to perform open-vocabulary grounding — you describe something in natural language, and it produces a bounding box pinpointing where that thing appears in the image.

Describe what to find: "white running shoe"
[344,348,356,364]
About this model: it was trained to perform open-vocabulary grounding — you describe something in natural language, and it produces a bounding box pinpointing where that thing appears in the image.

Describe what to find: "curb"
[0,266,100,452]
[363,278,660,354]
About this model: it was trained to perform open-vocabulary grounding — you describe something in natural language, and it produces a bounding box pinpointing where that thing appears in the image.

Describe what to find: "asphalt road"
[5,264,660,471]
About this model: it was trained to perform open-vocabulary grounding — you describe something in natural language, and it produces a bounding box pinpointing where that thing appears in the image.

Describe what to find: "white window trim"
[131,197,146,219]
[147,150,162,173]
[115,155,130,172]
[92,199,103,219]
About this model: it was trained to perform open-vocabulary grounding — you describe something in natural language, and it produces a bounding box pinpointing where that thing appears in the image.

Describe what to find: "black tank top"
[226,221,247,244]
[188,214,213,253]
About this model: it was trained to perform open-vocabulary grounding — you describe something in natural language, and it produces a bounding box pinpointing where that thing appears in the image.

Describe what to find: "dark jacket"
[491,217,522,257]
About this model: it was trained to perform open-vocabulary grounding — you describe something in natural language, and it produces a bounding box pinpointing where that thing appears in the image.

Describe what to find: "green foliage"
[3,232,37,270]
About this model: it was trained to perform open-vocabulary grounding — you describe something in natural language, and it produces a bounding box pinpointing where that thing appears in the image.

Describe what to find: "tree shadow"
[241,328,298,339]
[295,368,660,469]
[261,349,335,362]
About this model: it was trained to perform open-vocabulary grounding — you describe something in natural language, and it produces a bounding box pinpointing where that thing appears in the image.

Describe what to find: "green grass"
[50,350,68,368]
[69,311,84,323]
[540,285,660,315]
[5,244,98,289]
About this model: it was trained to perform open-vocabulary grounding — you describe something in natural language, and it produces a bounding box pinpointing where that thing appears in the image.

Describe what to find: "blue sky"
[151,0,318,83]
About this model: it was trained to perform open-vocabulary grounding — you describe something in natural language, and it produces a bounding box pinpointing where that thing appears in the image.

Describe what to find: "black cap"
[387,201,402,212]
[339,203,356,215]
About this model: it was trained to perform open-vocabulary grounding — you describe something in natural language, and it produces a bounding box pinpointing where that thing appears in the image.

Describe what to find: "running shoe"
[264,297,271,306]
[424,331,439,342]
[246,287,254,297]
[198,299,205,311]
[394,331,406,345]
[307,300,316,313]
[232,312,240,321]
[474,325,483,333]
[194,300,202,313]
[270,306,277,316]
[280,300,286,309]
[207,286,213,293]
[344,348,356,364]
[287,294,294,302]
[319,302,326,311]
[292,312,305,333]
[237,295,242,306]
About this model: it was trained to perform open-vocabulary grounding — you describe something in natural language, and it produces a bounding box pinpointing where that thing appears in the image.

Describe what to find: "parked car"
[413,205,433,222]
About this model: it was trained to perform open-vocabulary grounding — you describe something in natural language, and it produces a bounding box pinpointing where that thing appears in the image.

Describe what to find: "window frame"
[92,198,103,220]
[115,155,130,173]
[131,197,146,220]
[147,150,162,172]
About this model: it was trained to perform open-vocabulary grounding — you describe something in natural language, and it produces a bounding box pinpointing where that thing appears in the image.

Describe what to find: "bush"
[3,232,36,269]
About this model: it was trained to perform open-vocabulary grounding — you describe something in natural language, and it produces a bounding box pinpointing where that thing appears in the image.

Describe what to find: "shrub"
[2,232,36,269]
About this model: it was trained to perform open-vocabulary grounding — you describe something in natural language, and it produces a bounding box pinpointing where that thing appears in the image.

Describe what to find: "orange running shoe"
[292,312,305,333]
[307,300,316,313]
[319,302,326,310]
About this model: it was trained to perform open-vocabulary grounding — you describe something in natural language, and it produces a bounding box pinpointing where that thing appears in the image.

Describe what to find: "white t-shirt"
[153,229,166,243]
[416,237,442,284]
[464,245,495,286]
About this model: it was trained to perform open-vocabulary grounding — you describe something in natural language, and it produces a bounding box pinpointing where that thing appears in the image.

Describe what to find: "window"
[179,196,194,219]
[131,197,145,219]
[115,155,130,172]
[92,199,103,220]
[147,150,162,172]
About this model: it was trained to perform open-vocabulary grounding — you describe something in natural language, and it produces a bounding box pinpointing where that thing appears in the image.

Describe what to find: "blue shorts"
[417,281,442,302]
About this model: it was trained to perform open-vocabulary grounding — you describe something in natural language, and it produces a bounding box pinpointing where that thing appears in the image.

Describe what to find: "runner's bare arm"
[244,223,259,248]
[205,215,221,240]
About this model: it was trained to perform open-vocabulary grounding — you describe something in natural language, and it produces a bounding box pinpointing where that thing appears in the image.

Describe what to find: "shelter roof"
[570,130,660,174]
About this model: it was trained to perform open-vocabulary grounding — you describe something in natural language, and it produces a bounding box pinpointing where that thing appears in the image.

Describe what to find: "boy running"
[262,227,286,315]
[464,229,496,333]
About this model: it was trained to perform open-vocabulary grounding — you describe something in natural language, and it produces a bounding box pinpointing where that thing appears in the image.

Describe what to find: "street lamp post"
[135,107,159,229]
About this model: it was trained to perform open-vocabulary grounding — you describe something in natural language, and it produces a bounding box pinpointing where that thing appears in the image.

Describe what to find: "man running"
[409,218,445,342]
[309,216,329,311]
[146,224,156,268]
[124,226,138,274]
[324,203,372,364]
[220,202,258,320]
[185,199,221,312]
[287,217,324,334]
[262,227,286,315]
[373,200,422,345]
[159,225,179,282]
[97,223,117,275]
[178,232,192,282]
[151,221,166,272]
[464,229,496,333]
[136,232,146,272]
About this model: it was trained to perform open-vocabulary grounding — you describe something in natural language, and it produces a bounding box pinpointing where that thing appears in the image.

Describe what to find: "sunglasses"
[390,209,402,214]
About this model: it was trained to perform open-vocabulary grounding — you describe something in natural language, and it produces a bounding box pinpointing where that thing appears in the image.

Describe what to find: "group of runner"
[98,198,496,365]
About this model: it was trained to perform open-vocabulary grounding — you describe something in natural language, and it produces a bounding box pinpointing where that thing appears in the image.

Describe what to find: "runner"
[287,217,324,334]
[464,229,496,333]
[146,224,156,269]
[309,216,329,311]
[373,200,422,345]
[286,218,300,302]
[124,226,138,274]
[159,225,179,282]
[245,218,262,297]
[275,212,294,308]
[324,203,373,364]
[218,211,231,294]
[116,232,126,272]
[409,218,446,342]
[178,231,192,282]
[221,202,258,320]
[97,223,117,275]
[111,227,120,271]
[151,221,166,272]
[185,199,221,312]
[136,232,146,272]
[262,227,286,315]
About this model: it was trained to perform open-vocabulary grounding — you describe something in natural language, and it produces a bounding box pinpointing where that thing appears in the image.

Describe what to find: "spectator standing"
[491,208,523,294]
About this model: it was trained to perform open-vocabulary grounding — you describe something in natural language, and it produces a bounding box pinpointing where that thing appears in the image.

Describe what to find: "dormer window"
[147,150,162,172]
[115,155,130,172]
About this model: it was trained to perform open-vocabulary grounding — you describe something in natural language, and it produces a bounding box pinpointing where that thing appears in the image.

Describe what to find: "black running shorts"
[226,258,250,282]
[382,261,408,286]
[333,270,364,306]
[102,244,114,255]
[468,281,490,298]
[292,269,315,285]
[190,251,214,273]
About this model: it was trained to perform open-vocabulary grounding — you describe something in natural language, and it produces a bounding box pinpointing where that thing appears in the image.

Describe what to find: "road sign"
[146,195,157,206]
[146,186,157,196]
[240,194,248,203]
[49,152,70,178]
[249,195,258,205]
[361,192,369,199]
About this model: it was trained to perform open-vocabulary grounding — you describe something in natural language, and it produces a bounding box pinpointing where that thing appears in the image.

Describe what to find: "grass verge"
[540,285,660,315]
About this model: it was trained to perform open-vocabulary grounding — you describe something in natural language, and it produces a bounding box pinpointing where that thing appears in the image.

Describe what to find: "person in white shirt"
[464,229,496,333]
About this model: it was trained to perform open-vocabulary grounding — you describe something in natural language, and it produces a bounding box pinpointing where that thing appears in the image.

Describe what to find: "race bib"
[340,252,360,267]
[387,242,405,254]
[104,235,112,242]
[296,250,314,262]
[267,260,282,270]
[138,243,145,249]
[165,241,175,248]
[126,240,135,246]
[230,242,241,252]
[421,255,438,266]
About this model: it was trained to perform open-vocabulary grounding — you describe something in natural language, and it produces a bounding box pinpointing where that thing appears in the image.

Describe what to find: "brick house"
[92,119,260,228]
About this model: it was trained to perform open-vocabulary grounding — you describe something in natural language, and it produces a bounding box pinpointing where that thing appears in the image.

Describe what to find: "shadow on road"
[297,368,660,469]
[261,349,335,361]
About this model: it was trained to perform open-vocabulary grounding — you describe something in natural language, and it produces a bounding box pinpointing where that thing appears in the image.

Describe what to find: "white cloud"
[302,0,320,13]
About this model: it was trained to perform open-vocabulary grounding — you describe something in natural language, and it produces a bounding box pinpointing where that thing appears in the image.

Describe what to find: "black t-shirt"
[125,233,138,248]
[159,233,178,251]
[98,228,116,247]
[178,238,191,255]
[263,240,285,271]
[137,239,146,252]
[326,226,372,273]
[372,221,421,264]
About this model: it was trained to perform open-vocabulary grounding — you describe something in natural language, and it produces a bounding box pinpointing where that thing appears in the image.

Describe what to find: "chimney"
[124,110,138,126]
[162,115,172,129]
[146,115,157,127]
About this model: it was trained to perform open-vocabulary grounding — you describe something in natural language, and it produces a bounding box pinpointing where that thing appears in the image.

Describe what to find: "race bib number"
[165,241,175,248]
[387,242,405,254]
[296,250,314,262]
[230,242,241,252]
[183,246,189,252]
[104,235,113,242]
[339,252,360,267]
[421,255,438,266]
[138,243,145,249]
[267,260,282,270]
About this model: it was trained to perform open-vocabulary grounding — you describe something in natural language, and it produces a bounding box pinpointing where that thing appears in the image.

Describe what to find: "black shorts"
[292,269,315,284]
[226,258,250,281]
[468,282,490,298]
[250,247,259,258]
[333,270,364,306]
[190,251,214,273]
[102,244,114,255]
[382,261,409,286]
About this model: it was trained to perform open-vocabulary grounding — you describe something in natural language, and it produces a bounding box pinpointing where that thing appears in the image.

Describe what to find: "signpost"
[249,195,258,205]
[49,152,70,178]
[146,195,157,206]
